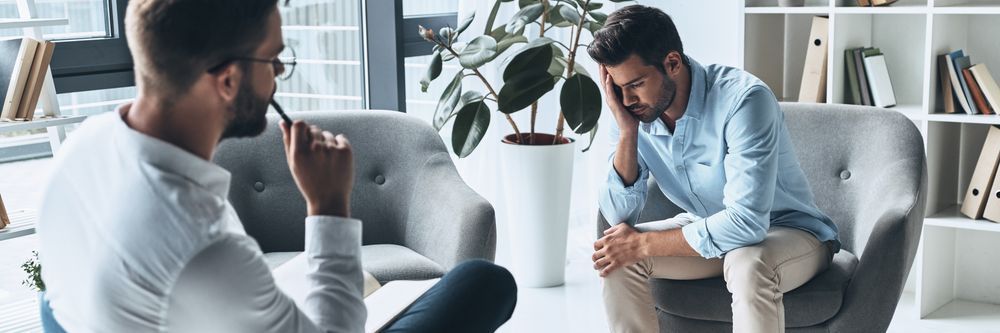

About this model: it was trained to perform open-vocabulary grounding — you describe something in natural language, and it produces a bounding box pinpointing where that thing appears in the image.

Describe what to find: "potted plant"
[418,0,626,287]
[23,251,60,331]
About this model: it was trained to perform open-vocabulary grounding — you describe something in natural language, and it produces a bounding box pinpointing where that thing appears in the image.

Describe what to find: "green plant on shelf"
[22,250,45,292]
[417,0,631,157]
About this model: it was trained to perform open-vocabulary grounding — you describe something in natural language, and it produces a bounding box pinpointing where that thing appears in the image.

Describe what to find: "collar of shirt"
[113,103,232,199]
[640,56,707,137]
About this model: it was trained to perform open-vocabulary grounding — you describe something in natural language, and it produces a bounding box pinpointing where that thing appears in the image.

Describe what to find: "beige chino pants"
[603,226,833,333]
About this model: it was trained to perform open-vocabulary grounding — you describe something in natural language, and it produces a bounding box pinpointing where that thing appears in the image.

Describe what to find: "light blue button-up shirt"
[598,57,840,259]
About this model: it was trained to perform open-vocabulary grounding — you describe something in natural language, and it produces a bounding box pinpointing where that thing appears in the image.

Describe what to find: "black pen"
[270,99,293,125]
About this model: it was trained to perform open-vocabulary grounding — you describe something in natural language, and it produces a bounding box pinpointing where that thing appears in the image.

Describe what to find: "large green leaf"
[451,100,491,158]
[586,2,603,10]
[558,5,581,24]
[503,42,553,81]
[458,36,497,69]
[588,11,608,24]
[583,20,604,33]
[456,12,475,35]
[560,73,601,133]
[546,4,577,28]
[432,72,463,130]
[498,71,556,114]
[420,51,443,93]
[519,0,539,8]
[496,35,528,56]
[507,4,544,34]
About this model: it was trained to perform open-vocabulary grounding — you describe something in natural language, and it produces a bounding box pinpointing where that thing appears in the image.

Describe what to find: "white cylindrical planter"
[499,134,575,288]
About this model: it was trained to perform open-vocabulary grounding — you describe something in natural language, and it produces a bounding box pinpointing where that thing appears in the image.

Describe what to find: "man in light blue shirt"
[588,5,840,333]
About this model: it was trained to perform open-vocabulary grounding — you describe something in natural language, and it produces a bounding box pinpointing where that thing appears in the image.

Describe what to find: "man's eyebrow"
[620,75,647,87]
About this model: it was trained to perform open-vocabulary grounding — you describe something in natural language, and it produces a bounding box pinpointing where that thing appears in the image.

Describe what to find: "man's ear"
[662,51,684,76]
[213,64,242,104]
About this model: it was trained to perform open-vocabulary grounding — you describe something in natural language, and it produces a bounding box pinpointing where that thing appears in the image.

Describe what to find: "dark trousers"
[385,259,518,332]
[40,259,517,333]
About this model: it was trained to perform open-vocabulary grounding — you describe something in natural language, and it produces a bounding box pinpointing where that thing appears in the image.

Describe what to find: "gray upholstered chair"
[597,103,927,332]
[214,110,496,283]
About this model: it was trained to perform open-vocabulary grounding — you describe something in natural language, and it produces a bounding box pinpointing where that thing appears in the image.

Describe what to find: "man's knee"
[452,260,517,311]
[723,248,777,295]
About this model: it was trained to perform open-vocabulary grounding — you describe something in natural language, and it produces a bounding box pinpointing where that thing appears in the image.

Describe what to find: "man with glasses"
[36,0,516,332]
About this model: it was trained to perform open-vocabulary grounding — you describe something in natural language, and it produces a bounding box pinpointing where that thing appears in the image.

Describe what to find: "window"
[276,0,365,112]
[0,0,111,39]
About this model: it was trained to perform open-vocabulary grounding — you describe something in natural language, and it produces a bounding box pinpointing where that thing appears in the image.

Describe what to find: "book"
[798,16,828,103]
[962,125,1000,219]
[970,64,1000,113]
[16,40,54,121]
[937,54,958,113]
[0,193,9,228]
[984,162,1000,223]
[871,0,899,6]
[863,51,896,108]
[845,49,861,105]
[1,38,40,121]
[857,0,872,6]
[952,53,979,114]
[963,68,994,115]
[945,50,973,114]
[853,48,873,106]
[364,279,440,333]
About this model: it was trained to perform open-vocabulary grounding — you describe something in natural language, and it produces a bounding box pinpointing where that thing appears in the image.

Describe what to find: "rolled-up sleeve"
[598,120,651,227]
[682,86,781,258]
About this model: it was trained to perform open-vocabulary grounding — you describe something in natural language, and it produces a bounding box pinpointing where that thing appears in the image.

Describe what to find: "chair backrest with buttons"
[214,110,452,252]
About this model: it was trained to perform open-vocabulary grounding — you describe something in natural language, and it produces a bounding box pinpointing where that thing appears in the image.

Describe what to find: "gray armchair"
[597,103,927,332]
[214,110,496,283]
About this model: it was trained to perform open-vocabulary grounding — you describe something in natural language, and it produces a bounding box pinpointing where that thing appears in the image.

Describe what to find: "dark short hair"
[125,0,280,97]
[587,5,684,72]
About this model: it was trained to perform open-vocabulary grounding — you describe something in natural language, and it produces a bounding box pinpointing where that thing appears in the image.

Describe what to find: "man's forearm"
[640,228,700,257]
[613,129,641,187]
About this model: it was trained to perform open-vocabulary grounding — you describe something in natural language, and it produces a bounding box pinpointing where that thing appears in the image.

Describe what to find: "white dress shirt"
[37,105,366,333]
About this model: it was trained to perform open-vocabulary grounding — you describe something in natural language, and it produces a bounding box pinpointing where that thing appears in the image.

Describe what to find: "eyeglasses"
[208,45,298,81]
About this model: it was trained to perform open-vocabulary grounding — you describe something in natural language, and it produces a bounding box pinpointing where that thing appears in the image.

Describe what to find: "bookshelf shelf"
[0,115,88,133]
[925,206,1000,232]
[924,113,1000,125]
[0,18,68,30]
[742,0,1000,323]
[0,210,36,241]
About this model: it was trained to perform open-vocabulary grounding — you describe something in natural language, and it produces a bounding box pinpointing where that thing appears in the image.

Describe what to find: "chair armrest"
[402,152,496,270]
[831,156,926,332]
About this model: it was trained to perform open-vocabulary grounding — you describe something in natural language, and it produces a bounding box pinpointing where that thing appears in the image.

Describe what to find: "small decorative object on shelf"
[779,0,806,7]
[22,250,45,292]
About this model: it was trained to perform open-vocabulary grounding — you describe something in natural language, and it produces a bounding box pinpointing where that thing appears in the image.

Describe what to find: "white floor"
[496,256,1000,332]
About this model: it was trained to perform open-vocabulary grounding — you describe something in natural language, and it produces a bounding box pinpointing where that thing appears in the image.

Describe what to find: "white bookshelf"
[0,0,77,154]
[741,0,1000,322]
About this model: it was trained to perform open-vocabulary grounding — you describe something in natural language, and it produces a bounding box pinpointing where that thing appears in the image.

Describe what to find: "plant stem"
[531,0,550,145]
[554,0,590,144]
[443,44,523,143]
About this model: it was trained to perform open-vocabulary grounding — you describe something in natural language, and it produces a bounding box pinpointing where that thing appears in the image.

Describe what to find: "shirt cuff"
[606,158,648,196]
[681,219,725,259]
[305,216,362,255]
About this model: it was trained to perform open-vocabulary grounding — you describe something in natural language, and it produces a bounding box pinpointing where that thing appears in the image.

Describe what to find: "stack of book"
[937,49,1000,115]
[844,47,896,108]
[0,37,55,122]
[962,125,1000,223]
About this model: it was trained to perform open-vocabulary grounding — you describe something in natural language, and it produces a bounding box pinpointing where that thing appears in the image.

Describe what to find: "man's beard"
[221,76,271,139]
[629,76,677,123]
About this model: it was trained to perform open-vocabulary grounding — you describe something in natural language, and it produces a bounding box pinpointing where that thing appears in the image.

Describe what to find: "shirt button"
[253,181,265,192]
[676,165,684,170]
[375,175,386,185]
[840,170,851,180]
